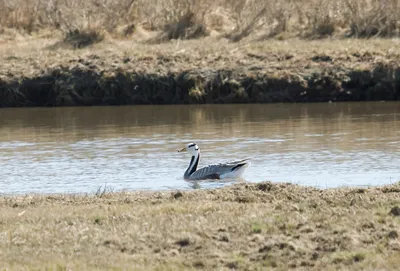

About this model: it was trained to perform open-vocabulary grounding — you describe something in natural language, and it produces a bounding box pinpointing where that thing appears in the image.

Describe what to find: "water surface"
[0,102,399,194]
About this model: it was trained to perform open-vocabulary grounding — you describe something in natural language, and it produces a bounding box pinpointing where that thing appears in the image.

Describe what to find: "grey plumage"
[187,159,250,180]
[178,143,250,181]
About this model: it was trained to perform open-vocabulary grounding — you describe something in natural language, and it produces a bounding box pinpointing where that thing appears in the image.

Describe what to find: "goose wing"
[188,159,250,180]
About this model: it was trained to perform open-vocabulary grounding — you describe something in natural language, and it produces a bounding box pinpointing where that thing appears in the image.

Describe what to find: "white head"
[178,143,199,155]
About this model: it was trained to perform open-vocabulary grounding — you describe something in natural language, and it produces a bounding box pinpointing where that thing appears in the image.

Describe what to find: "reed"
[0,0,399,41]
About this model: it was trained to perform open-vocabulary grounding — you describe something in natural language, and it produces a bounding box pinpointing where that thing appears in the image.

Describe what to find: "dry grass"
[0,181,399,270]
[2,37,400,78]
[62,29,105,48]
[0,0,400,42]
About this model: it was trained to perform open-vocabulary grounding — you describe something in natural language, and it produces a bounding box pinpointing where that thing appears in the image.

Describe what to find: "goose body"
[178,143,250,181]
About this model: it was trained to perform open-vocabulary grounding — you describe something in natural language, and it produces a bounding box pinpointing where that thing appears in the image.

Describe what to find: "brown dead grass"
[0,181,399,270]
[2,37,400,77]
[1,0,400,42]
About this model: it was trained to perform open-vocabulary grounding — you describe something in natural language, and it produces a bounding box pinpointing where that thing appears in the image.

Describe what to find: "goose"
[178,143,250,180]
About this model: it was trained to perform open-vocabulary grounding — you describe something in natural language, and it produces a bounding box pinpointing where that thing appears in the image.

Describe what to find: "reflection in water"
[0,102,399,194]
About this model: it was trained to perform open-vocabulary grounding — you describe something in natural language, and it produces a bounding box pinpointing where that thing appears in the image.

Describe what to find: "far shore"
[1,36,400,108]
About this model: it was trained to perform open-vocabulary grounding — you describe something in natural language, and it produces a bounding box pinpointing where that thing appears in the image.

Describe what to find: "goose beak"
[178,147,186,152]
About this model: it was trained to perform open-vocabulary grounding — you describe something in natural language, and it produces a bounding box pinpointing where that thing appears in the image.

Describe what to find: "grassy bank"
[1,181,399,270]
[1,37,400,107]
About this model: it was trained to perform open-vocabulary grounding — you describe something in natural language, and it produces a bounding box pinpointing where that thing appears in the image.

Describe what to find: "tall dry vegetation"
[0,0,399,40]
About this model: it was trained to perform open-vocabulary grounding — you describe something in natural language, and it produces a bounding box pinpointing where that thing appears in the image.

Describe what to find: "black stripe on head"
[188,143,196,148]
[231,163,246,171]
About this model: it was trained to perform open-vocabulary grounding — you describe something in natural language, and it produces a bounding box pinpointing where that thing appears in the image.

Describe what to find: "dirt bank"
[1,181,399,270]
[1,38,400,107]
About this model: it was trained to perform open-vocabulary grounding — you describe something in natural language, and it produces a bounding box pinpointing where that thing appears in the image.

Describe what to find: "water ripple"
[0,102,399,194]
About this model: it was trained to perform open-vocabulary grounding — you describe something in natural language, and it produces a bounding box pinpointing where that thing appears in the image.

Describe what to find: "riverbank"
[1,181,399,270]
[1,36,400,107]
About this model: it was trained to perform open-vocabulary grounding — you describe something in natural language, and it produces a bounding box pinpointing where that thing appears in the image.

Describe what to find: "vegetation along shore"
[1,0,400,107]
[1,2,400,270]
[1,182,400,270]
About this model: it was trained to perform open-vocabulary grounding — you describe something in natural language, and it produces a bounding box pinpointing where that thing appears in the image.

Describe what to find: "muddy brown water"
[0,102,399,194]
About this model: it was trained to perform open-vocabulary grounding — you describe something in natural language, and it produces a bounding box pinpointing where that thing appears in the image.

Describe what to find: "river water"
[0,102,399,194]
